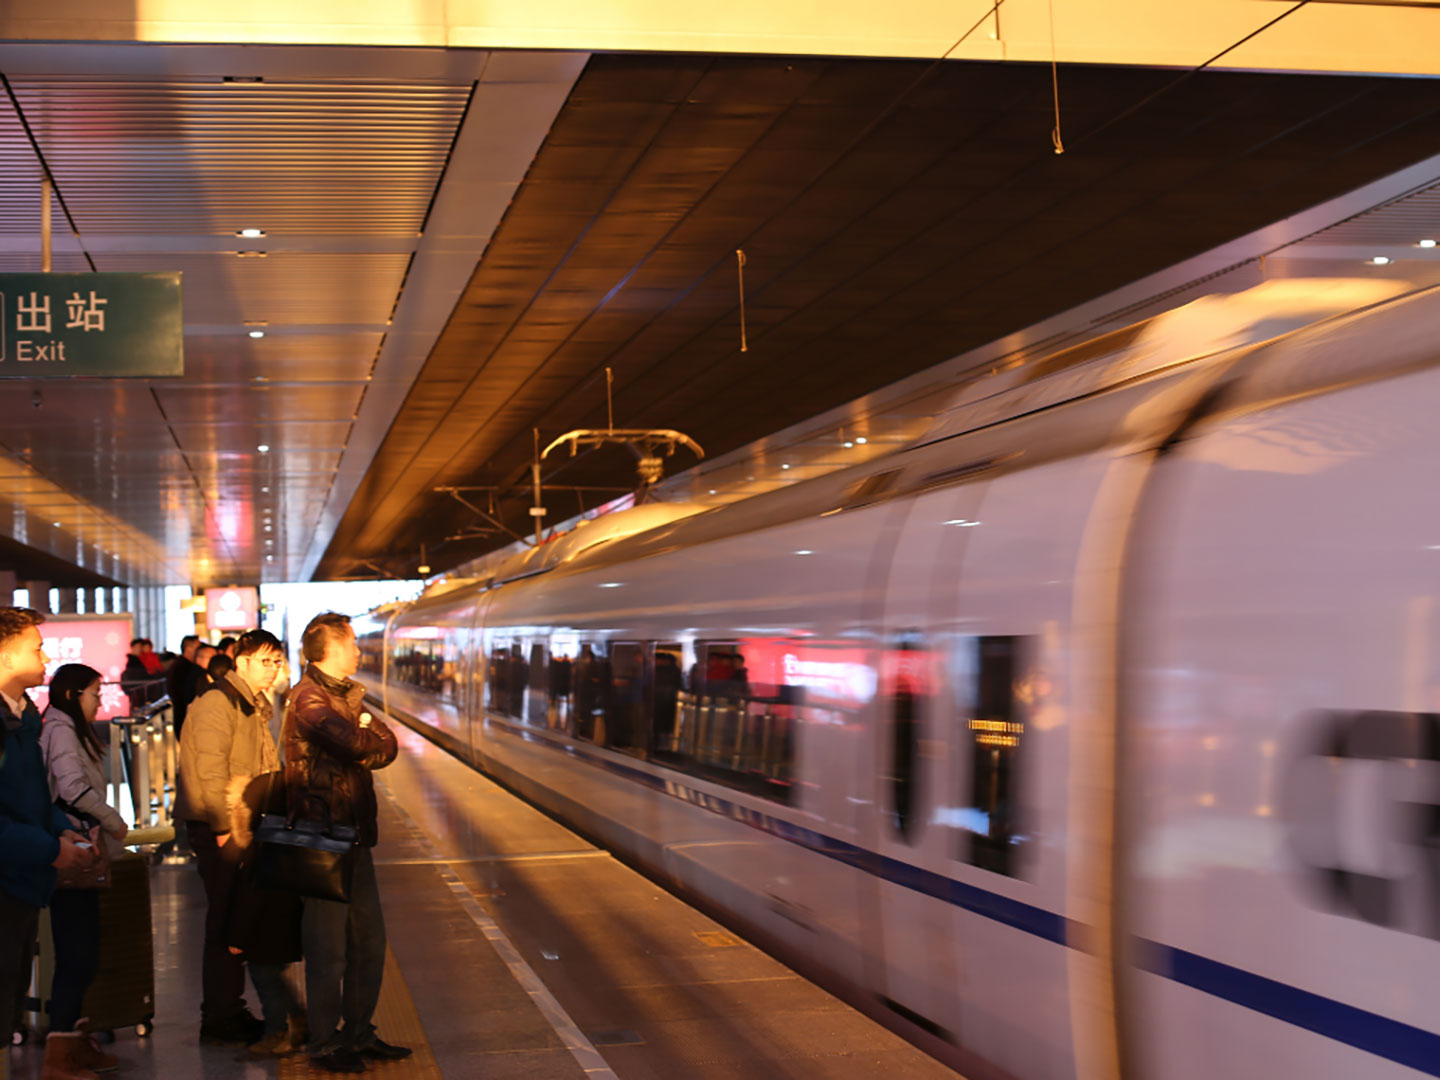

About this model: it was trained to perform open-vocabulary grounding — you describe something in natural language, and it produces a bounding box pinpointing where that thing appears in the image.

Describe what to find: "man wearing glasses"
[176,629,291,1048]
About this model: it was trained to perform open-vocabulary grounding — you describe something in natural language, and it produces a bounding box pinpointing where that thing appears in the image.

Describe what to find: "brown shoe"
[72,1020,118,1072]
[40,1032,100,1080]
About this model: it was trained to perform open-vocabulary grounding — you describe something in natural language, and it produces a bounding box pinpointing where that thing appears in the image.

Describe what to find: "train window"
[526,642,548,726]
[651,640,794,805]
[547,644,574,733]
[651,644,685,753]
[885,632,926,844]
[487,640,514,718]
[605,643,647,755]
[572,641,610,742]
[962,635,1029,877]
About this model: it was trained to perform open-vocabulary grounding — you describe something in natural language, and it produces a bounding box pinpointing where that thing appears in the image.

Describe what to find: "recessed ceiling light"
[794,549,814,556]
[855,436,868,445]
[781,463,790,470]
[261,486,270,493]
[708,489,717,495]
[1421,239,1437,249]
[266,555,274,561]
[249,330,265,339]
[264,525,272,532]
[237,228,266,238]
[599,582,623,588]
[52,521,60,527]
[257,444,270,453]
[1372,256,1392,265]
[843,441,854,448]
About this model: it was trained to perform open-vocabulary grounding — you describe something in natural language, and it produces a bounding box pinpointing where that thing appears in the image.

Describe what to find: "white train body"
[369,279,1440,1080]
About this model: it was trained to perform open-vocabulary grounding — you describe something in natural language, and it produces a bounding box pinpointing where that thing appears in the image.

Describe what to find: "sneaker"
[356,1034,412,1060]
[199,1011,264,1047]
[309,1047,367,1073]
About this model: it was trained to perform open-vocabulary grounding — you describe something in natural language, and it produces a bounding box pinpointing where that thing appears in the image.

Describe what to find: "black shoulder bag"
[252,788,357,903]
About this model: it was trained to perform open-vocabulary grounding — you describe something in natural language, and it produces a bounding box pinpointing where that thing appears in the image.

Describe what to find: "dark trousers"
[0,890,39,1044]
[48,888,100,1033]
[302,846,385,1050]
[250,963,301,1036]
[187,820,247,1023]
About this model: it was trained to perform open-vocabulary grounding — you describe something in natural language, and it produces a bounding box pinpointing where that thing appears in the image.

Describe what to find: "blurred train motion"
[362,278,1440,1080]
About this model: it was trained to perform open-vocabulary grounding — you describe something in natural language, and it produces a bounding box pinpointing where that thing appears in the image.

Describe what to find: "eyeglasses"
[256,658,284,669]
[80,689,101,700]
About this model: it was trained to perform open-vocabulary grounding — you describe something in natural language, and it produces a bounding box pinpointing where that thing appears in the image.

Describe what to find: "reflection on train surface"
[363,280,1440,1080]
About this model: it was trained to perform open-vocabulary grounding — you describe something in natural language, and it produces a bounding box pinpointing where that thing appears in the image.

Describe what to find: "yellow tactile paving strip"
[277,948,442,1080]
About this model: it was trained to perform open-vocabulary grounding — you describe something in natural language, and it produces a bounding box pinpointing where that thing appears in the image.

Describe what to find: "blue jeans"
[249,962,301,1035]
[301,846,385,1050]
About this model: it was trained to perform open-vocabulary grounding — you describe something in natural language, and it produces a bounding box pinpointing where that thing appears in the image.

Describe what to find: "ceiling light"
[843,441,854,448]
[237,228,266,238]
[261,486,270,493]
[249,330,265,339]
[708,489,717,495]
[257,444,270,453]
[235,251,267,258]
[599,582,622,588]
[1421,239,1437,249]
[855,437,868,445]
[1372,256,1391,265]
[781,464,790,470]
[52,521,60,527]
[417,564,431,575]
[266,555,274,561]
[794,549,814,556]
[264,525,272,532]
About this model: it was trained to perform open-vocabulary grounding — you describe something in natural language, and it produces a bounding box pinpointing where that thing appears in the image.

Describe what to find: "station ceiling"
[0,39,1438,587]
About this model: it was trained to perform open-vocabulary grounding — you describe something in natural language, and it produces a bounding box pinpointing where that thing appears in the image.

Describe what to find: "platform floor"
[6,721,959,1079]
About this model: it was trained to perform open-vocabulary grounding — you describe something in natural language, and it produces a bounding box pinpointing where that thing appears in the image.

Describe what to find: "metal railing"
[107,695,177,830]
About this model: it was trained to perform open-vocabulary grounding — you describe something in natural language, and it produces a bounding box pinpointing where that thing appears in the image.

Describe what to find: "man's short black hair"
[130,637,145,649]
[0,607,44,651]
[301,612,352,664]
[234,628,284,660]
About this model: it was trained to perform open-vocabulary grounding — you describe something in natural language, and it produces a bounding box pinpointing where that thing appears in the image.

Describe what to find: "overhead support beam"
[2,0,1440,76]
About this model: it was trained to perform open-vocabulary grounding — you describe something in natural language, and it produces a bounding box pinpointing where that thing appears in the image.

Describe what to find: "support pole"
[41,176,51,272]
[532,427,544,546]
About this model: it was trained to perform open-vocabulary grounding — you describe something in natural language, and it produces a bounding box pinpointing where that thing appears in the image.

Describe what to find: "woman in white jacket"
[40,663,127,1055]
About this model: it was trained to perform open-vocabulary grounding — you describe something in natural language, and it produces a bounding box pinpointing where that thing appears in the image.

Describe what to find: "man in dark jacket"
[0,607,97,1047]
[284,612,406,1073]
[167,633,202,738]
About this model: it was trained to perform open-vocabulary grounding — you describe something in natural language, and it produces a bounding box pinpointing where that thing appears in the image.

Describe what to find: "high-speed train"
[362,277,1440,1080]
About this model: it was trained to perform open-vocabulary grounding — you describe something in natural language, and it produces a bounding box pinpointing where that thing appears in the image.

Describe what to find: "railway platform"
[7,719,957,1080]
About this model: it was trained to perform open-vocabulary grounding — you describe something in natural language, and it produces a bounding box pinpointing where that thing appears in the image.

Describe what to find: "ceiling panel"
[9,78,471,236]
[0,54,481,587]
[317,54,1440,579]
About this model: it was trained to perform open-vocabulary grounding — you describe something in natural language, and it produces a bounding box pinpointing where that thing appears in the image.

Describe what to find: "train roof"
[386,278,1439,617]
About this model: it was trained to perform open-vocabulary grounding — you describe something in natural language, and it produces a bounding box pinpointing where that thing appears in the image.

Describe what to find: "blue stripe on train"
[389,699,1440,1072]
[1139,943,1440,1077]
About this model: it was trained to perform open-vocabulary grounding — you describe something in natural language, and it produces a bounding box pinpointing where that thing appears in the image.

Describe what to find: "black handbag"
[252,793,357,903]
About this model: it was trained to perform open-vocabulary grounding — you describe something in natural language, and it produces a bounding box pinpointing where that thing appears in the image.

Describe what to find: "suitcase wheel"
[136,1019,154,1038]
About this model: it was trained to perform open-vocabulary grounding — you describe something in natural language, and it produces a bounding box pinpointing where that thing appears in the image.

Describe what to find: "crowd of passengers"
[0,607,409,1076]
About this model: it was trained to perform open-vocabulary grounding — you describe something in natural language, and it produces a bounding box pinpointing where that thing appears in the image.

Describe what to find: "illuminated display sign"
[29,615,134,722]
[205,586,260,632]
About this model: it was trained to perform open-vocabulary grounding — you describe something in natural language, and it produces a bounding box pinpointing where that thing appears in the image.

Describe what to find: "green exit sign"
[0,272,183,377]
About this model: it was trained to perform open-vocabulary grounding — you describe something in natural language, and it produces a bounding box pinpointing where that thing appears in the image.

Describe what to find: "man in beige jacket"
[176,629,285,1047]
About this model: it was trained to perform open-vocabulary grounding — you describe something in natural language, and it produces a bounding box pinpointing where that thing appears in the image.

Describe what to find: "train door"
[1120,368,1440,1080]
[866,483,985,1043]
[939,454,1111,1080]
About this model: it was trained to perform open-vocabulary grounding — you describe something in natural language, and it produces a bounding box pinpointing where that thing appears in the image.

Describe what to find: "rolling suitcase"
[80,853,155,1036]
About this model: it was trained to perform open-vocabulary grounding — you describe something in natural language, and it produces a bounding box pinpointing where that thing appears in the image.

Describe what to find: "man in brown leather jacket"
[284,612,407,1073]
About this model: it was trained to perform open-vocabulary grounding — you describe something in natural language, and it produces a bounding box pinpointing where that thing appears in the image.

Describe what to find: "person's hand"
[60,829,87,844]
[110,824,129,843]
[52,836,98,871]
[219,832,234,847]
